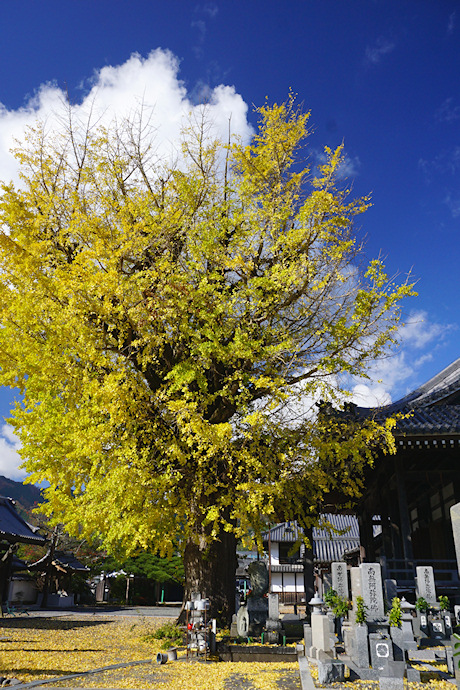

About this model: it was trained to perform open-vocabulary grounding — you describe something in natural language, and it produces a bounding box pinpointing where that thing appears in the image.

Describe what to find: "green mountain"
[0,475,42,516]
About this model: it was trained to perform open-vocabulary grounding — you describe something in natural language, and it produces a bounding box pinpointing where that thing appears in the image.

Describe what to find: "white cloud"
[435,97,460,123]
[0,424,25,480]
[351,382,392,408]
[365,38,395,66]
[312,148,360,180]
[349,311,452,407]
[0,49,253,187]
[398,310,446,349]
[200,3,219,19]
[0,49,253,480]
[444,192,460,218]
[338,154,361,179]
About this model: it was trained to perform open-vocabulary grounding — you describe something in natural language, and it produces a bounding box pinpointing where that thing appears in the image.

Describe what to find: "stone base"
[379,677,404,690]
[340,656,380,680]
[406,667,421,682]
[236,599,268,637]
[317,659,345,685]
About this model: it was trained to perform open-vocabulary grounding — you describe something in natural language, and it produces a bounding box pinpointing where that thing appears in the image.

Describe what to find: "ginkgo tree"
[0,96,413,623]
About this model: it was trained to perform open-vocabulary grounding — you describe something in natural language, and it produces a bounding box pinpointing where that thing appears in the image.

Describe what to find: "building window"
[279,542,300,564]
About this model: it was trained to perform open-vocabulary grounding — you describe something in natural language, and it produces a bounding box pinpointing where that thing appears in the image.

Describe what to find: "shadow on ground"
[0,618,111,631]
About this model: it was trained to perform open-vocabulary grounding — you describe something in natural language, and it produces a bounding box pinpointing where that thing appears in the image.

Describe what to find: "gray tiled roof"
[349,357,460,436]
[0,497,46,545]
[262,514,360,564]
[53,551,89,572]
[29,550,89,573]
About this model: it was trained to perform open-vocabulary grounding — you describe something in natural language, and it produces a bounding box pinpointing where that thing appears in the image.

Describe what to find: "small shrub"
[324,588,350,618]
[333,596,351,618]
[143,621,183,650]
[415,597,428,613]
[324,588,338,607]
[388,597,401,627]
[439,595,450,611]
[355,596,367,624]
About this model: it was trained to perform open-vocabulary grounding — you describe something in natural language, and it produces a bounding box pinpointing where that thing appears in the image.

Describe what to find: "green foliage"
[145,621,184,650]
[109,574,128,604]
[438,595,450,611]
[333,596,351,619]
[415,597,428,613]
[355,596,367,624]
[0,96,414,608]
[388,597,402,627]
[324,588,338,607]
[324,588,349,618]
[103,552,184,584]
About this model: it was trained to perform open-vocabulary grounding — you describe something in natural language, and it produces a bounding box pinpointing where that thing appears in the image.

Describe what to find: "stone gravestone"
[266,593,281,643]
[230,614,238,637]
[415,566,437,605]
[361,563,385,621]
[369,632,394,671]
[311,611,332,656]
[350,566,362,617]
[332,562,349,600]
[236,562,268,636]
[352,623,370,669]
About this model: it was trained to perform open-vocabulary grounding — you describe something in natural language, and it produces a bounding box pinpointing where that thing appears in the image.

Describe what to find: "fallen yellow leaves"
[0,614,301,689]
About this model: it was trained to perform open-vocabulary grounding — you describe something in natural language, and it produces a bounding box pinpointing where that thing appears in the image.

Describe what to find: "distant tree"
[0,96,413,623]
[103,552,184,585]
[102,551,184,605]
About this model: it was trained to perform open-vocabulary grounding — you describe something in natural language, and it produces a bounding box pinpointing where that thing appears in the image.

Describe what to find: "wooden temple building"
[261,515,360,603]
[351,357,460,600]
[0,496,46,605]
[254,358,460,605]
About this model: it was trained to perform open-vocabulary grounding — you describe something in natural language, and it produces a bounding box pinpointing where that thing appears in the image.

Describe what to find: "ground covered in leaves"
[0,614,301,689]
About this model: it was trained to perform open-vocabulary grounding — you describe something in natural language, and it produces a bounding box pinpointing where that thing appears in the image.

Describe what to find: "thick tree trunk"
[302,526,314,624]
[181,529,238,627]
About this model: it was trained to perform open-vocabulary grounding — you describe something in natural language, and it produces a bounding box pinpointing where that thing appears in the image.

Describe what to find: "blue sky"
[0,0,459,478]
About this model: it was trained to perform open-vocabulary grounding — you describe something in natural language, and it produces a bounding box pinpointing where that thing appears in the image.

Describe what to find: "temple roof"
[28,550,89,573]
[0,496,46,545]
[351,357,460,436]
[262,514,361,564]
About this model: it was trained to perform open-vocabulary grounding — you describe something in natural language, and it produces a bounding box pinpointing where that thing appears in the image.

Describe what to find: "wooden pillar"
[395,456,414,563]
